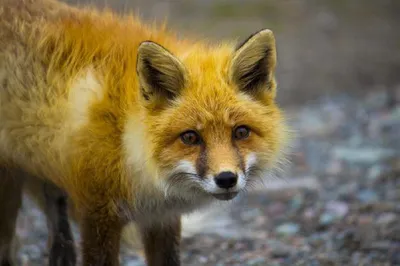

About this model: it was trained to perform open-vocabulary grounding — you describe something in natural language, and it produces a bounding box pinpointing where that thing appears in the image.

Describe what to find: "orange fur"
[0,0,290,264]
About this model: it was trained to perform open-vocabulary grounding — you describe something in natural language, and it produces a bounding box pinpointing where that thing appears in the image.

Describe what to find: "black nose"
[214,171,237,189]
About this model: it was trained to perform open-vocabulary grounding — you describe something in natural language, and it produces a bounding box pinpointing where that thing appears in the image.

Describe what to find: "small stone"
[325,201,349,218]
[308,234,326,248]
[20,244,41,260]
[358,202,397,212]
[365,90,389,109]
[357,189,379,203]
[276,222,300,236]
[247,257,267,265]
[125,260,145,266]
[267,202,287,216]
[387,224,400,241]
[357,214,374,225]
[376,212,397,227]
[366,165,385,182]
[326,160,343,175]
[362,241,392,252]
[390,250,400,265]
[290,193,305,211]
[319,213,336,226]
[337,182,358,200]
[198,256,208,263]
[335,229,361,252]
[351,252,363,265]
[387,188,400,201]
[270,244,293,258]
[332,147,396,163]
[316,253,337,266]
[240,208,262,222]
[20,254,29,266]
[303,208,317,220]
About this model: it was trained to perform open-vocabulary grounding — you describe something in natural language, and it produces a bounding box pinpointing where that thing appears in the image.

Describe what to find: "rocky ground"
[15,89,400,265]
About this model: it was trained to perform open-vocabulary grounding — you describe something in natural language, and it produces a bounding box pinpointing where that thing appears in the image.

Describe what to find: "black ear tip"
[236,28,275,51]
[138,41,157,51]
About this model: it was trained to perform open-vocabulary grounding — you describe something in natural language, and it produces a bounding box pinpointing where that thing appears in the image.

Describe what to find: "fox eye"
[180,130,201,145]
[234,126,251,140]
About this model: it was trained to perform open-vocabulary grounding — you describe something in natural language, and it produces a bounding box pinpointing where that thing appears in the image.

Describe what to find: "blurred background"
[18,0,399,265]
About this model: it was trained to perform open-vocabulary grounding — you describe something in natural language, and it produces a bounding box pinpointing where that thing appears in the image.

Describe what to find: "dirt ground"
[10,0,400,265]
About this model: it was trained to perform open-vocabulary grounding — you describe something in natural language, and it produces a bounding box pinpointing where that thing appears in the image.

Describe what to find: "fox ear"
[137,41,187,106]
[229,29,277,97]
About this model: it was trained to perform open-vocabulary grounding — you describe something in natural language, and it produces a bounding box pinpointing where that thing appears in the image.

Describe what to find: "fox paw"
[48,234,76,266]
[1,258,13,266]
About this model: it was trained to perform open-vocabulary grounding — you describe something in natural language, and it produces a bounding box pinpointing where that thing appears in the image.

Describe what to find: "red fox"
[0,0,289,265]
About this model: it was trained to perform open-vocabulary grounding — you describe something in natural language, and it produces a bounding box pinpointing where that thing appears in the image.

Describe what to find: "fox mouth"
[211,192,239,201]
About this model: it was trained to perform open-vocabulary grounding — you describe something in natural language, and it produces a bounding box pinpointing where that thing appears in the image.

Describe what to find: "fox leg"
[43,181,76,266]
[141,216,181,266]
[0,167,24,266]
[80,206,123,266]
[24,177,76,266]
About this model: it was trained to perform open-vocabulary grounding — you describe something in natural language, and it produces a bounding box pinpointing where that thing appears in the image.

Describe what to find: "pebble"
[376,212,397,227]
[319,212,337,226]
[366,165,385,181]
[325,201,349,218]
[267,202,287,216]
[247,257,267,265]
[357,190,379,203]
[20,245,42,260]
[335,229,361,251]
[289,193,305,211]
[316,253,337,266]
[390,251,400,265]
[270,247,292,258]
[325,160,343,175]
[332,147,396,163]
[240,209,262,222]
[364,90,389,110]
[337,182,358,200]
[124,260,145,266]
[303,208,317,220]
[307,234,326,248]
[276,223,300,236]
[362,240,392,251]
[20,254,29,266]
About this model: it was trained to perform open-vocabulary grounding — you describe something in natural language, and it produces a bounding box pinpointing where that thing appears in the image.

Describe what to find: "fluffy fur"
[0,0,290,265]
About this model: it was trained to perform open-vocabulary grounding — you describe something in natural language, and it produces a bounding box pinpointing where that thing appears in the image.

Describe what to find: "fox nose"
[214,171,238,189]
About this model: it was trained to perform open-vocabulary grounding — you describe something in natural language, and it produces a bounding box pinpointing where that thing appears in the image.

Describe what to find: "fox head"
[125,29,288,203]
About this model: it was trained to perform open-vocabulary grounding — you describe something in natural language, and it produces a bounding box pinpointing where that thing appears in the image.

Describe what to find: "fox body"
[0,0,289,265]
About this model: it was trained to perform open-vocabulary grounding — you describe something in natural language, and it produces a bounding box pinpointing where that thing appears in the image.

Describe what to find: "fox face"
[127,29,288,204]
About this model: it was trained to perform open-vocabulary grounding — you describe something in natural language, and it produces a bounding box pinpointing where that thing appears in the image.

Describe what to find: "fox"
[0,0,290,265]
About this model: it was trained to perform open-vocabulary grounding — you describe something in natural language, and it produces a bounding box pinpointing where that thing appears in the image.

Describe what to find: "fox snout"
[214,171,237,189]
[204,165,245,201]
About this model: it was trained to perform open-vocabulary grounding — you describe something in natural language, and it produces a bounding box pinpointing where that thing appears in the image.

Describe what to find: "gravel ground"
[15,89,400,265]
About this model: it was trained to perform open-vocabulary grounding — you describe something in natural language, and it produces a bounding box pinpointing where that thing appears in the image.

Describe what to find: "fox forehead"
[170,46,276,129]
[159,91,276,138]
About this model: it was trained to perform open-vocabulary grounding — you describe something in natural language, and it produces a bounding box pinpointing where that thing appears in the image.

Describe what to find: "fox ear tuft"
[229,29,277,97]
[136,41,187,106]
